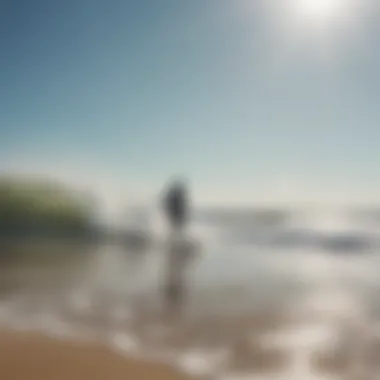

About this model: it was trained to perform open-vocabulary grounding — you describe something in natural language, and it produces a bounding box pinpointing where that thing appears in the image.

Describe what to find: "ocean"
[1,206,380,378]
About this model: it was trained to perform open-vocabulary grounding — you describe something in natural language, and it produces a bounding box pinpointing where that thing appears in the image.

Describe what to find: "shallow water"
[1,215,380,379]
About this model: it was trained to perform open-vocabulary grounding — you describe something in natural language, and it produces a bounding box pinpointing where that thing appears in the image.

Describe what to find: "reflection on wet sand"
[1,241,380,378]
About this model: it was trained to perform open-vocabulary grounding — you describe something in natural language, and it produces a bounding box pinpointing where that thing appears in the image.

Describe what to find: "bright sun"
[295,0,343,18]
[252,0,367,61]
[291,0,346,26]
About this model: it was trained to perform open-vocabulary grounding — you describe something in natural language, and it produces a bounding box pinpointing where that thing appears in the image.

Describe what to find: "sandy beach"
[1,314,380,380]
[0,329,192,380]
[1,239,380,379]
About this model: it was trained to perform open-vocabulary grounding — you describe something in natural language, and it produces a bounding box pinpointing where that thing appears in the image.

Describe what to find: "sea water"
[1,207,380,378]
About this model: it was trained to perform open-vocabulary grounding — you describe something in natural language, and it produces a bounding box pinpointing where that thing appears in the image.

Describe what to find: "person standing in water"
[164,179,188,234]
[162,179,193,316]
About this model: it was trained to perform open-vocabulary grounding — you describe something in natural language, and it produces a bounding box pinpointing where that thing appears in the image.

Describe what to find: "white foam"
[36,314,75,338]
[176,348,230,377]
[294,288,366,321]
[219,373,257,380]
[219,370,339,380]
[109,332,140,356]
[261,322,338,351]
[2,311,71,339]
[257,319,344,380]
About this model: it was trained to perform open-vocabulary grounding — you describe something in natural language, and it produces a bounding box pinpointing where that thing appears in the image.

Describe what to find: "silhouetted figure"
[163,180,188,233]
[161,179,193,317]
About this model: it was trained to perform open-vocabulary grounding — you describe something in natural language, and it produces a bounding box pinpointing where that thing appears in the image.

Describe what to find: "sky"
[1,0,380,210]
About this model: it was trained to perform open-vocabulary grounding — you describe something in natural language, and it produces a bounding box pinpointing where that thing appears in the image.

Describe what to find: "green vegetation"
[0,176,96,238]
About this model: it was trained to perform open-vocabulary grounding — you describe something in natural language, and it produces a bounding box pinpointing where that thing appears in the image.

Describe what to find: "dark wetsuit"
[164,184,188,231]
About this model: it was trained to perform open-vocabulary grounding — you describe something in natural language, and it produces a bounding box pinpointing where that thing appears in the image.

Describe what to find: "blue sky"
[1,0,380,207]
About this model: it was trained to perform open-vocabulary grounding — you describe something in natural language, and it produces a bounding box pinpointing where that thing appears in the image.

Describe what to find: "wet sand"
[2,314,380,380]
[0,329,192,380]
[1,242,380,379]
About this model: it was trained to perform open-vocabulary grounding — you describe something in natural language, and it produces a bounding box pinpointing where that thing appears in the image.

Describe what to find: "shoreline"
[0,328,193,380]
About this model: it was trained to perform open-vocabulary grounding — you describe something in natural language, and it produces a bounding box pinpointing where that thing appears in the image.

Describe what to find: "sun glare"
[246,0,370,64]
[292,0,345,23]
[269,0,363,53]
